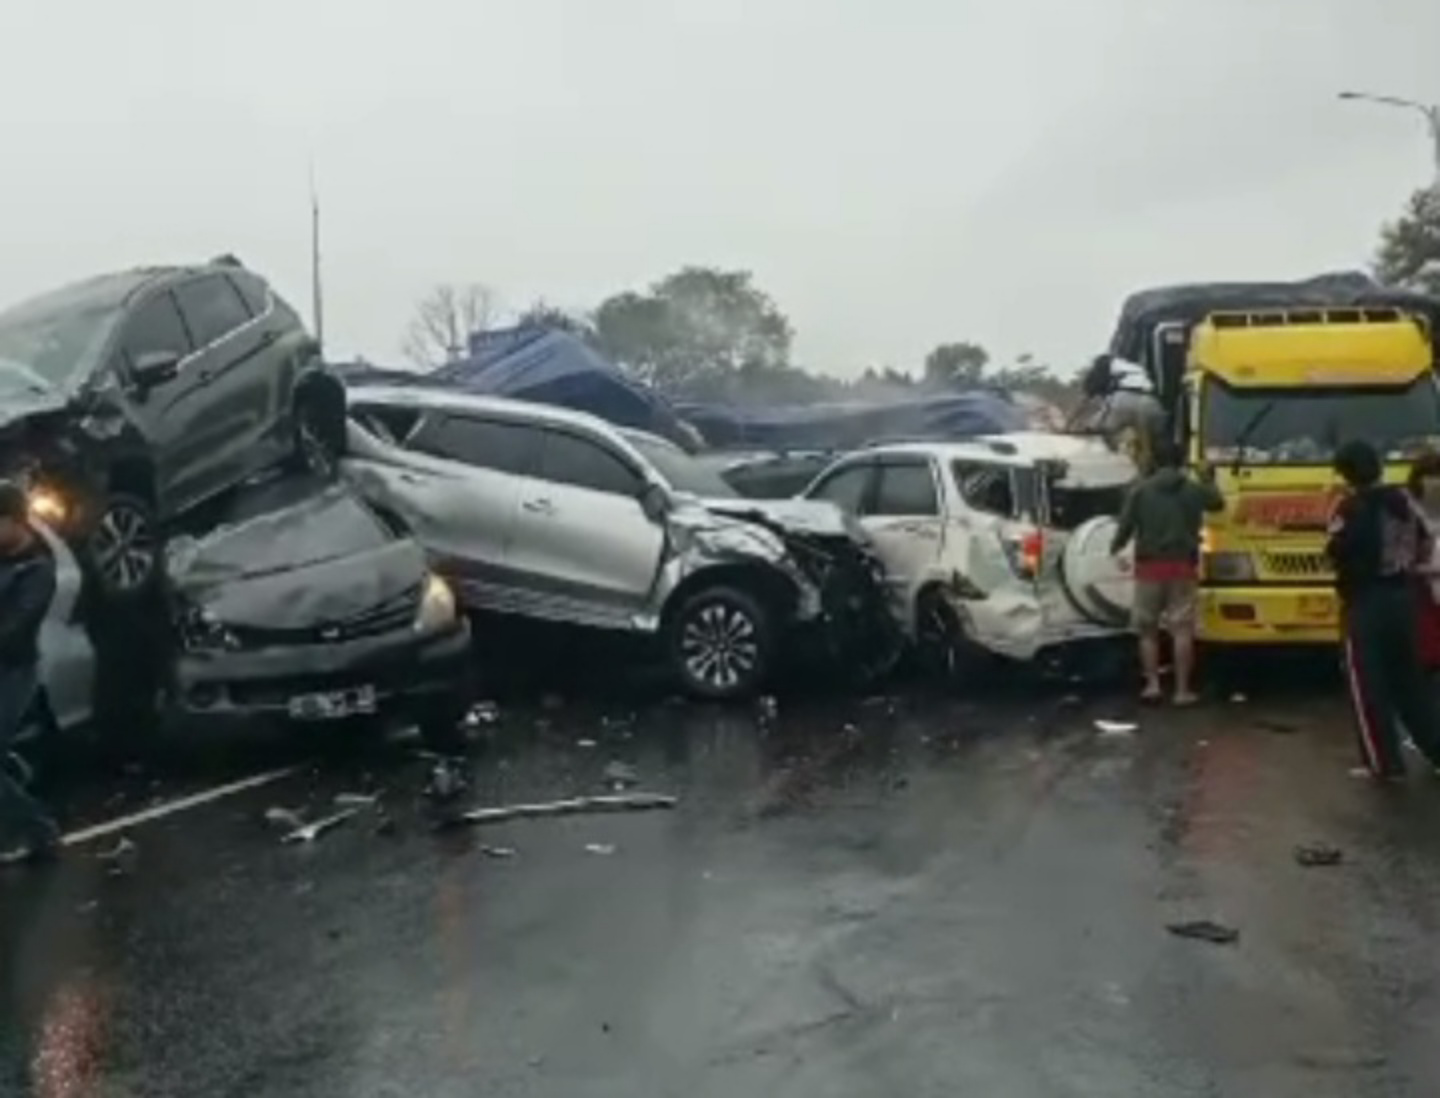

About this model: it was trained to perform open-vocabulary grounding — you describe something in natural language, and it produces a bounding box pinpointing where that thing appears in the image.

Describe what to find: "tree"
[1375,187,1440,297]
[922,342,989,388]
[402,282,499,368]
[592,267,793,394]
[515,298,595,340]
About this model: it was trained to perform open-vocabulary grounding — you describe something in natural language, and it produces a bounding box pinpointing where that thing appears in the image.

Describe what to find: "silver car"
[342,386,893,699]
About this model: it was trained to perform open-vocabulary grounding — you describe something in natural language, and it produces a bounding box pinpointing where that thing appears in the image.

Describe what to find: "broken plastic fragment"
[584,843,617,856]
[1294,843,1343,868]
[1094,719,1138,736]
[603,761,639,788]
[467,702,501,726]
[1166,920,1239,945]
[334,792,379,808]
[264,806,306,832]
[480,845,518,858]
[283,807,361,844]
[576,738,598,749]
[460,793,678,827]
[97,836,138,877]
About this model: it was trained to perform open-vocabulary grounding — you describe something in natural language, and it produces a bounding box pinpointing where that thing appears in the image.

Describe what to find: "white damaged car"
[797,433,1137,677]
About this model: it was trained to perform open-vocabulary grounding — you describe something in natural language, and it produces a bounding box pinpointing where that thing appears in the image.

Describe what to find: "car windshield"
[625,433,738,497]
[0,282,130,388]
[1201,377,1440,464]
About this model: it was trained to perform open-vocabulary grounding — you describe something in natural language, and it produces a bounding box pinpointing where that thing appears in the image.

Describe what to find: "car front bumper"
[167,621,472,730]
[1198,585,1338,645]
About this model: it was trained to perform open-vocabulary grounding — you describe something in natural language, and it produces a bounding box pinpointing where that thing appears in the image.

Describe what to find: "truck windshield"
[1201,377,1440,464]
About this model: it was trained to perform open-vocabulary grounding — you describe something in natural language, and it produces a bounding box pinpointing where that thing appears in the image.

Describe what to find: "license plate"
[287,685,377,721]
[1298,595,1333,620]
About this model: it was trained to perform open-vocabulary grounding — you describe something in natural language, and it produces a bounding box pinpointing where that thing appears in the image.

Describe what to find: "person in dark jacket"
[1327,440,1440,779]
[0,480,60,864]
[1111,439,1224,705]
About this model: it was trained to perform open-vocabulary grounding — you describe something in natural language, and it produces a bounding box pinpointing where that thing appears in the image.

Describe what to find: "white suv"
[798,432,1137,674]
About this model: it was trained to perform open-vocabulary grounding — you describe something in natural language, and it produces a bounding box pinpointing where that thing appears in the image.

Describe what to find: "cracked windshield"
[3,2,1440,1095]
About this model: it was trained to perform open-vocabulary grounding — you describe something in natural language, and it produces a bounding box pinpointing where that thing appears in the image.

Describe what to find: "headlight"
[1204,551,1256,583]
[414,573,458,632]
[27,485,67,526]
[180,607,241,652]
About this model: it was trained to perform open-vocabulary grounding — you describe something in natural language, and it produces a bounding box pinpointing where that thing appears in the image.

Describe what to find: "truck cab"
[1102,275,1440,647]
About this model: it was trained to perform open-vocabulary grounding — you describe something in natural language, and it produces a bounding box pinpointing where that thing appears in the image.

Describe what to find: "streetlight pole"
[1338,90,1440,184]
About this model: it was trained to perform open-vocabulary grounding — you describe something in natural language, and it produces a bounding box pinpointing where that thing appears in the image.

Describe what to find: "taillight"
[1020,530,1044,578]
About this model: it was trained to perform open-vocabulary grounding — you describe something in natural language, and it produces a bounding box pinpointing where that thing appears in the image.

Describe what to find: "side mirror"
[132,350,181,389]
[640,483,671,523]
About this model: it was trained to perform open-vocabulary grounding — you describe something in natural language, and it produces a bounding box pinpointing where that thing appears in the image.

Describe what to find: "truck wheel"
[667,586,775,701]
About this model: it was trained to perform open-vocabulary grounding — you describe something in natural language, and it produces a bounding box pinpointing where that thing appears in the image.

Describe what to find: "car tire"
[286,393,342,480]
[667,585,775,701]
[915,589,986,684]
[85,492,162,603]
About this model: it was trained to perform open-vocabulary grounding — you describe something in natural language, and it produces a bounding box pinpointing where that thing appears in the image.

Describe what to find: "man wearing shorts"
[1110,439,1223,705]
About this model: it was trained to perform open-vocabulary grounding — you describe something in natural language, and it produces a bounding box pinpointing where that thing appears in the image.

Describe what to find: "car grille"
[1261,550,1332,579]
[227,586,420,647]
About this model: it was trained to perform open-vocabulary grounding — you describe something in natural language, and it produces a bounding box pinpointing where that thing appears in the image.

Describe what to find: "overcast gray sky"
[2,0,1436,377]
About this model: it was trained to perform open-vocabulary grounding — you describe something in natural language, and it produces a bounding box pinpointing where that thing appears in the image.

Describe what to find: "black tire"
[84,491,162,603]
[285,391,343,480]
[914,590,986,684]
[667,586,775,701]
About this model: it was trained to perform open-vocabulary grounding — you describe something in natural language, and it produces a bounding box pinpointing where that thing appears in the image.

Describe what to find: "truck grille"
[1261,550,1332,579]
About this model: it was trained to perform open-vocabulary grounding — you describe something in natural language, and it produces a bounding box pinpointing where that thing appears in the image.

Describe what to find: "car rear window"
[1046,483,1129,531]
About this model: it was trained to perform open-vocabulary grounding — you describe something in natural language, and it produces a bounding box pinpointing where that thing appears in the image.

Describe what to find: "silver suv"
[342,386,892,699]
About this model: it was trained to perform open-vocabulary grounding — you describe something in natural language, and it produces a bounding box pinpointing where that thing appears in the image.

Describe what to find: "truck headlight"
[414,573,458,632]
[1204,551,1256,583]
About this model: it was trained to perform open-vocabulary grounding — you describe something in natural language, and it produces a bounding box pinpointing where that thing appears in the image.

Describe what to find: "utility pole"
[309,162,325,350]
[1338,90,1440,185]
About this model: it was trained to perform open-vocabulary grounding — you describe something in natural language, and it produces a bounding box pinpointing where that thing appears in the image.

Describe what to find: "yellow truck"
[1104,274,1440,646]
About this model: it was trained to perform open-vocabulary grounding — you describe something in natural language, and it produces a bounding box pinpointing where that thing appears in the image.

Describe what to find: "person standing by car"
[1405,451,1440,678]
[1328,440,1440,780]
[1110,439,1223,706]
[0,481,61,864]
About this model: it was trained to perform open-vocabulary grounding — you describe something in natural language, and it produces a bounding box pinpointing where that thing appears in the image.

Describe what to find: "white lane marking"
[61,766,299,848]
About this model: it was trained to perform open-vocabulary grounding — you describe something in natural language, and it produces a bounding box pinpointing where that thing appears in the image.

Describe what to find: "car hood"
[176,538,426,631]
[0,385,69,433]
[699,497,856,540]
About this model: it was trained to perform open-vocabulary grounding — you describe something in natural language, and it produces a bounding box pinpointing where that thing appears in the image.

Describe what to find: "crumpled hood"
[700,497,857,540]
[0,386,69,434]
[177,540,425,630]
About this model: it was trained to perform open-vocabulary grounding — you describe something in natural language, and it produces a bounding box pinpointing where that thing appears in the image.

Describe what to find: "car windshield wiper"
[1229,400,1277,473]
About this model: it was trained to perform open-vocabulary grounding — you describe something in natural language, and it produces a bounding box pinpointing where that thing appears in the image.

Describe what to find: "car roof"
[849,431,1125,467]
[0,260,261,320]
[347,383,623,437]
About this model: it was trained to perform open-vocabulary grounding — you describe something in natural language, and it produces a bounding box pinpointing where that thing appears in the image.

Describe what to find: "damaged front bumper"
[166,621,472,731]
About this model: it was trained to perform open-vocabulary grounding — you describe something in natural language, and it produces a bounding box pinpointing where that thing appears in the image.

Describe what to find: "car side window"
[117,293,192,373]
[536,431,644,496]
[409,416,542,475]
[952,461,1016,517]
[809,464,872,513]
[871,460,939,517]
[227,272,270,317]
[173,275,252,348]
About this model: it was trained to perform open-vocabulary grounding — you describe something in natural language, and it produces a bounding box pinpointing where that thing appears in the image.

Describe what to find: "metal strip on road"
[60,766,300,848]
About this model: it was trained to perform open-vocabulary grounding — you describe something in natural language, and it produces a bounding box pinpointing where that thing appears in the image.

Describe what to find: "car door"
[109,291,202,514]
[508,428,665,626]
[857,457,947,608]
[395,412,543,603]
[168,274,270,510]
[949,459,1044,658]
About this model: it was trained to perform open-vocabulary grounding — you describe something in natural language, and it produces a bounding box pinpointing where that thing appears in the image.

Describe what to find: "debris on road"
[1230,693,1248,704]
[758,696,779,723]
[467,701,501,727]
[264,806,307,832]
[334,792,380,809]
[1294,843,1344,868]
[282,807,362,845]
[584,843,617,856]
[576,738,598,749]
[479,845,518,859]
[603,761,640,789]
[425,759,469,804]
[1257,719,1299,735]
[1094,719,1138,736]
[459,793,679,827]
[1166,920,1240,945]
[97,836,138,877]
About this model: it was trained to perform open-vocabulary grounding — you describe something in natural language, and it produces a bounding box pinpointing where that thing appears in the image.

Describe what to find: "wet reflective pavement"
[5,677,1440,1096]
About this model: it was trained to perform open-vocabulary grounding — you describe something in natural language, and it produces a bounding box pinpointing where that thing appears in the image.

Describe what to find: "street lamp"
[1338,90,1440,182]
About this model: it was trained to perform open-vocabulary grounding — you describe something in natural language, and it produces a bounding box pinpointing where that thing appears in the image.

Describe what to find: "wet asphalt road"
[5,666,1440,1097]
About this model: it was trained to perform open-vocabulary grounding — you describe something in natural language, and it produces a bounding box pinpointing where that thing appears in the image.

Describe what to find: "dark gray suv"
[0,257,346,599]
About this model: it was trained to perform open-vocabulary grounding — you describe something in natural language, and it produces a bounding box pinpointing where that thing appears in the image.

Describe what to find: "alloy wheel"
[680,601,761,694]
[91,501,157,594]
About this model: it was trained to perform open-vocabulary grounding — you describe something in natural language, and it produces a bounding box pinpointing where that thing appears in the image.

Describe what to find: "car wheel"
[668,586,775,701]
[915,590,985,683]
[288,398,340,480]
[86,493,161,601]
